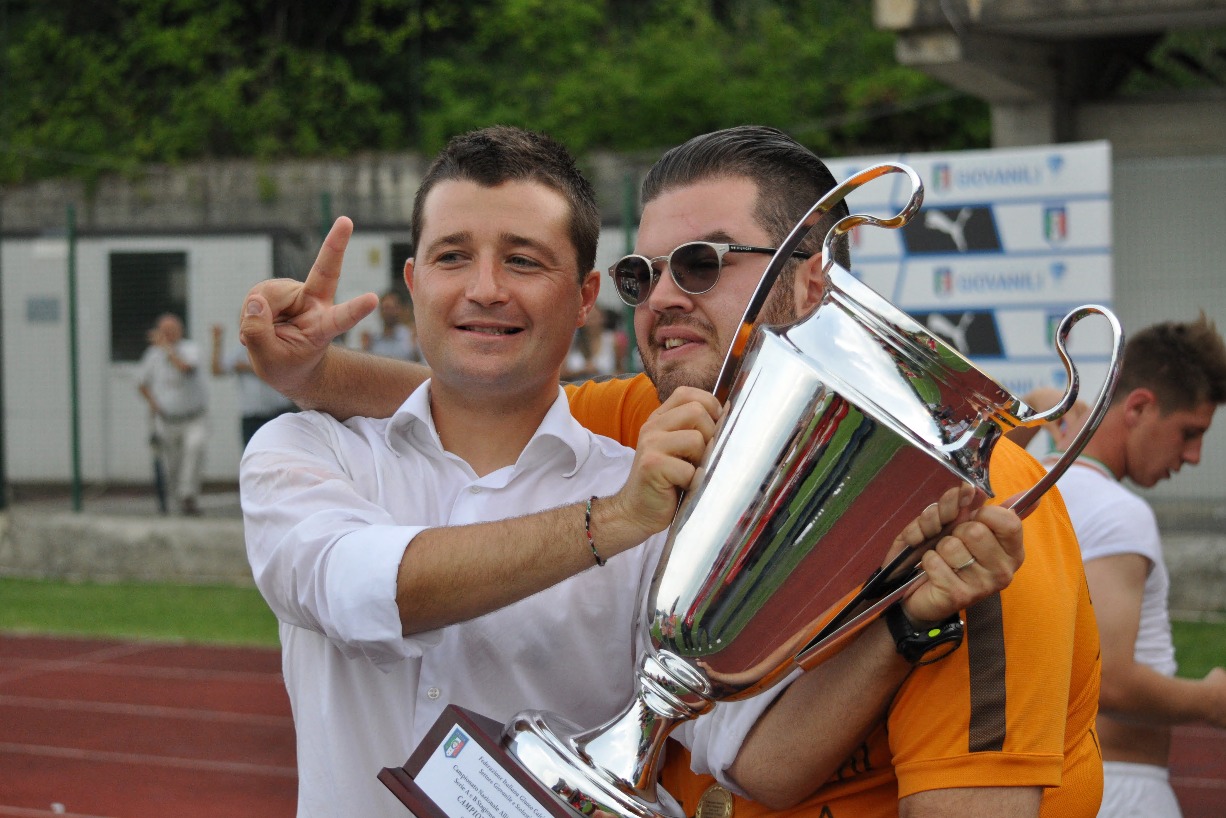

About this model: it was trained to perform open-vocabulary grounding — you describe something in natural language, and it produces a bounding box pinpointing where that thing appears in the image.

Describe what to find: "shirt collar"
[384,381,592,477]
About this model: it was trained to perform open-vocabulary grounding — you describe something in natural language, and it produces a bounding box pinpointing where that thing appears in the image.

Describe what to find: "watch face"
[909,620,965,665]
[915,629,962,665]
[886,604,965,665]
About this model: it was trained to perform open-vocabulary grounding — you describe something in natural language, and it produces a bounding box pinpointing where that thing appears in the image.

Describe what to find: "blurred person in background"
[137,313,208,516]
[144,325,169,514]
[1009,386,1091,455]
[211,323,295,445]
[563,305,618,381]
[361,289,420,362]
[1016,315,1226,818]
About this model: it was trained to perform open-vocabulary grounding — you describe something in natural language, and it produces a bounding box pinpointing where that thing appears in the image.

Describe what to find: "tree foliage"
[0,0,990,184]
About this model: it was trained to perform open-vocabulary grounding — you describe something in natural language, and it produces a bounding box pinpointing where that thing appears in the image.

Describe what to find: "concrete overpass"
[874,0,1226,156]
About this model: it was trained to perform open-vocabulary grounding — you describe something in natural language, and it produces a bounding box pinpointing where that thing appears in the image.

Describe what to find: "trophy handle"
[790,305,1126,671]
[1003,304,1125,517]
[877,307,1125,592]
[712,162,925,403]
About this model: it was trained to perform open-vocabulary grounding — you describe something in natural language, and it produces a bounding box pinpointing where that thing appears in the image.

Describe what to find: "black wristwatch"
[884,603,964,666]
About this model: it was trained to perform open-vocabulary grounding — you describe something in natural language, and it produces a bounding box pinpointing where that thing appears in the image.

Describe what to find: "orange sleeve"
[887,438,1102,814]
[564,374,661,449]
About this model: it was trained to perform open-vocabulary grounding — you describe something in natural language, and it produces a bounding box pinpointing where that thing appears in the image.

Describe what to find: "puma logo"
[924,208,974,252]
[926,312,976,354]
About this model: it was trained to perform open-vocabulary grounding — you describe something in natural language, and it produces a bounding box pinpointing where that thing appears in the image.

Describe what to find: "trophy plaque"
[380,706,581,818]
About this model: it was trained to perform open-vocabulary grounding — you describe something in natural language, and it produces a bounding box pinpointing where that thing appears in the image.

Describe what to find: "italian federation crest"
[443,727,469,759]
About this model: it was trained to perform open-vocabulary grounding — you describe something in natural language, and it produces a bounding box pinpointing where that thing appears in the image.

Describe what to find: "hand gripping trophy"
[384,163,1124,818]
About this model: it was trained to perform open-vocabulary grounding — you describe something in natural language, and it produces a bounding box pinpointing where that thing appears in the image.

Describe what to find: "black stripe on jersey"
[967,592,1007,752]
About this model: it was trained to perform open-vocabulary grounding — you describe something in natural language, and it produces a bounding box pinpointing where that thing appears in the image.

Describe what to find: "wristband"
[585,496,606,567]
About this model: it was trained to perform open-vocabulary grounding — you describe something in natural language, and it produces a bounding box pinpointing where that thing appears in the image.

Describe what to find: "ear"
[793,252,827,317]
[404,258,416,296]
[577,269,600,327]
[1122,387,1158,426]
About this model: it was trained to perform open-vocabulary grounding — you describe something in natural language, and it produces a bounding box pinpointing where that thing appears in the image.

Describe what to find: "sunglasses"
[608,241,812,307]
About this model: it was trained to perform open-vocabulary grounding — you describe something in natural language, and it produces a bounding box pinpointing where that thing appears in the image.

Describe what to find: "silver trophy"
[503,163,1125,818]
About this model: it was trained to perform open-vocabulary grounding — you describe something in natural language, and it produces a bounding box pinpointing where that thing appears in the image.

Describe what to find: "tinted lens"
[613,257,656,305]
[670,243,722,294]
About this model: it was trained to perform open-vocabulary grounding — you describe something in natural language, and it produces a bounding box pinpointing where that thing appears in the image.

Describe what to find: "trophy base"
[503,709,684,818]
[379,706,577,818]
[379,706,683,818]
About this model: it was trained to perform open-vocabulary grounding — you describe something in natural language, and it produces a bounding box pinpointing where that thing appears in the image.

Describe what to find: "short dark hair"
[641,126,852,270]
[1115,312,1226,412]
[410,126,600,277]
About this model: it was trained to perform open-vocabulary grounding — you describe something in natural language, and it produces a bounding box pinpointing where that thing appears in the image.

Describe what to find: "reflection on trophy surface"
[501,164,1124,818]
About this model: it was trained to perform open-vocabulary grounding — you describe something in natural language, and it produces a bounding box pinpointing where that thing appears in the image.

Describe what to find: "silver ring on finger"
[954,556,977,572]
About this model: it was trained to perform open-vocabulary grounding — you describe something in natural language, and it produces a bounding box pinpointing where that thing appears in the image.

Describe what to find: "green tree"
[416,1,986,156]
[0,0,992,184]
[0,0,403,182]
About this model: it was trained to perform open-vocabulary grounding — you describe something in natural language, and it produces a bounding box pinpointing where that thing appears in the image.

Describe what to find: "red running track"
[0,634,295,818]
[1,633,1223,817]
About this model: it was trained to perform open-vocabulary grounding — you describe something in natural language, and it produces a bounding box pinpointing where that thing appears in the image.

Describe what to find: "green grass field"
[0,577,1222,679]
[0,577,280,647]
[1166,618,1226,680]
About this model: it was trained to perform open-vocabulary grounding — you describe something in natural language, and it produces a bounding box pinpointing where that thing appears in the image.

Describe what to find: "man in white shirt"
[241,126,1024,818]
[243,126,766,818]
[1033,315,1226,818]
[211,322,294,444]
[137,313,208,516]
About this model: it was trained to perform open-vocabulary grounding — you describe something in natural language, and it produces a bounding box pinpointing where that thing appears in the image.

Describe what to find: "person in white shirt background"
[1014,314,1226,818]
[211,322,295,445]
[361,289,420,362]
[137,312,208,516]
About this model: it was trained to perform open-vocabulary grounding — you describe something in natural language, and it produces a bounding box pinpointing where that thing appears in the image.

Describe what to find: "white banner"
[828,141,1113,399]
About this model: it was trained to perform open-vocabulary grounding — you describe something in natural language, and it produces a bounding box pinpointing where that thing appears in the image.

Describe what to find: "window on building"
[109,251,188,362]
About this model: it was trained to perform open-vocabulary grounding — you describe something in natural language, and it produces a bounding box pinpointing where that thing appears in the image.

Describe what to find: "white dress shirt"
[241,384,772,818]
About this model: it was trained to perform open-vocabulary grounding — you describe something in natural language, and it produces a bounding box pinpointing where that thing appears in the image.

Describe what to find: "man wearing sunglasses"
[239,126,1097,817]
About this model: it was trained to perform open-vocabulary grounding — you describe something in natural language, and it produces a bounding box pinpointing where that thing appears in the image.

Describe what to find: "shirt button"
[426,686,441,700]
[468,486,481,494]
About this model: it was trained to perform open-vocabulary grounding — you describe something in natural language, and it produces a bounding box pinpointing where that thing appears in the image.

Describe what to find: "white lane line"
[0,656,283,686]
[0,694,291,728]
[0,806,117,818]
[0,643,157,687]
[0,742,296,778]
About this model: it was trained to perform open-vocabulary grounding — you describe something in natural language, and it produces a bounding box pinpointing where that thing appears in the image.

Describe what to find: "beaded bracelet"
[585,496,606,567]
